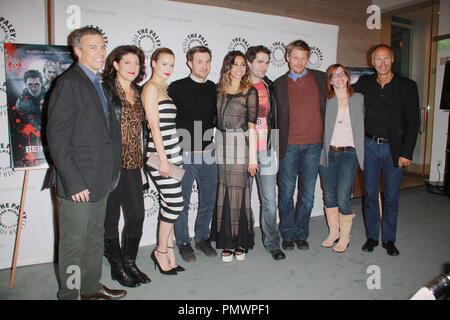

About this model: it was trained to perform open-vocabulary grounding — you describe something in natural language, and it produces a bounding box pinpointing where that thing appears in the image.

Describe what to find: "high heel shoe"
[151,250,177,275]
[167,246,185,272]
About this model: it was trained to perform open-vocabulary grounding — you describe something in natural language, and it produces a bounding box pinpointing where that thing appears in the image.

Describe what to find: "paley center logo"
[270,41,286,68]
[182,33,208,54]
[0,140,14,178]
[188,182,199,214]
[143,187,159,218]
[0,202,27,236]
[132,28,161,59]
[1,81,7,117]
[83,25,109,46]
[0,17,16,53]
[228,37,250,53]
[307,46,324,69]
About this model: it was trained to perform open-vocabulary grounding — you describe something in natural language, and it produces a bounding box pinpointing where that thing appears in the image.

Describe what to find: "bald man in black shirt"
[353,44,420,256]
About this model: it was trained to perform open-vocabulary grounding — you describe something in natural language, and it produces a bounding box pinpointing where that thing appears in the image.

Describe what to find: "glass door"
[387,3,439,179]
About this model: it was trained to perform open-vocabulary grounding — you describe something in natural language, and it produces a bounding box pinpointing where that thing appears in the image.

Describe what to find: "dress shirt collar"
[288,68,308,82]
[190,73,207,83]
[78,62,102,82]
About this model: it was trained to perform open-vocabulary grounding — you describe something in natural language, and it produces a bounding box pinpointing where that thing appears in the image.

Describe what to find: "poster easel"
[9,169,29,288]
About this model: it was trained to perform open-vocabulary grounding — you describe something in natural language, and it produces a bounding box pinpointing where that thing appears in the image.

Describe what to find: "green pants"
[57,194,108,300]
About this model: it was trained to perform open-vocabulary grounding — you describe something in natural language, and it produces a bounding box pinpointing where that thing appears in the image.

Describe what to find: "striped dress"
[147,100,183,223]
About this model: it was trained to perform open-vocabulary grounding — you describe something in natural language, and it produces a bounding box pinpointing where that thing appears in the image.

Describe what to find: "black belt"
[365,134,389,144]
[329,145,354,152]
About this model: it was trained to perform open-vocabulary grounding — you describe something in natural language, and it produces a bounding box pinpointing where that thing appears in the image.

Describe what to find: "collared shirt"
[353,73,397,138]
[189,73,207,83]
[78,62,109,126]
[288,68,308,82]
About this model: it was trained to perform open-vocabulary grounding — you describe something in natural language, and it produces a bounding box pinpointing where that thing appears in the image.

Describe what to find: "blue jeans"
[278,143,322,241]
[175,150,218,246]
[363,137,404,243]
[249,149,281,251]
[319,148,358,215]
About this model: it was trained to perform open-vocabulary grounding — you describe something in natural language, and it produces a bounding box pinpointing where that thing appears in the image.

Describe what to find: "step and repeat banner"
[1,0,338,269]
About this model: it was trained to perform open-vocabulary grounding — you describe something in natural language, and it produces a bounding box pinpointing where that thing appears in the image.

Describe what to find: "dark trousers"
[105,168,145,239]
[57,194,108,300]
[363,137,404,243]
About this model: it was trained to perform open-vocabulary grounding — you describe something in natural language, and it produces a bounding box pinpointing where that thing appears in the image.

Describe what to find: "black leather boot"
[122,235,151,284]
[104,237,141,287]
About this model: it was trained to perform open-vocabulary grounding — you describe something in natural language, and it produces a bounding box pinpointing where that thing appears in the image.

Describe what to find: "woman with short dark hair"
[102,45,150,286]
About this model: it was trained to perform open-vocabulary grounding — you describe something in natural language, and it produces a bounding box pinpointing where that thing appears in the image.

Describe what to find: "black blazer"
[353,73,420,167]
[262,76,278,151]
[47,63,121,201]
[274,69,328,159]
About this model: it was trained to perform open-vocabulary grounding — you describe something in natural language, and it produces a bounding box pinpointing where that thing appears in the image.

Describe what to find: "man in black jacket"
[353,44,420,256]
[47,27,125,299]
[245,46,284,260]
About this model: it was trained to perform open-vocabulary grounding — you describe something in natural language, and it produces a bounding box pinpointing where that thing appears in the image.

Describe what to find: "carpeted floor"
[0,186,449,300]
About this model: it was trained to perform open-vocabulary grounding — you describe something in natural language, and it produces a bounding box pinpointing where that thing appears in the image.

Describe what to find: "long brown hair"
[218,51,252,97]
[326,64,354,99]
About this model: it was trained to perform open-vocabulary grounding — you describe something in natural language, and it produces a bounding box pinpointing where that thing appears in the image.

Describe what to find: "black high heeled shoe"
[151,250,177,275]
[168,246,185,272]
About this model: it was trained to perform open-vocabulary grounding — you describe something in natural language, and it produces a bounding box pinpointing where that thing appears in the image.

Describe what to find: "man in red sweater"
[274,40,327,251]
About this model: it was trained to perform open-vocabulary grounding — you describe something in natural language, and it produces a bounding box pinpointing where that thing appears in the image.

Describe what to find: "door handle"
[420,107,427,135]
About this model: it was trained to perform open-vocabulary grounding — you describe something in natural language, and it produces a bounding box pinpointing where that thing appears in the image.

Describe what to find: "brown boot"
[321,207,340,248]
[333,213,355,253]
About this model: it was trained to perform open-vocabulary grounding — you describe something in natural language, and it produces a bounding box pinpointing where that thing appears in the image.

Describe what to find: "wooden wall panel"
[170,0,382,67]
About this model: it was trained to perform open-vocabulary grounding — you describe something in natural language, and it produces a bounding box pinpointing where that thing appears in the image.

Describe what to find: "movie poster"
[346,67,375,85]
[4,43,74,169]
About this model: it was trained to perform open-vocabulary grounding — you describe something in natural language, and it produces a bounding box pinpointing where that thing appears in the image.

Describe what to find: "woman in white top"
[319,64,364,253]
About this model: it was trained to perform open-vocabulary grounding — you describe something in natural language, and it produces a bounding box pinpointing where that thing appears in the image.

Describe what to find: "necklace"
[337,105,348,125]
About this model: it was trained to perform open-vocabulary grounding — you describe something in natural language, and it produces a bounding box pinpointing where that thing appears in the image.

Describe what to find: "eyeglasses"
[331,72,346,79]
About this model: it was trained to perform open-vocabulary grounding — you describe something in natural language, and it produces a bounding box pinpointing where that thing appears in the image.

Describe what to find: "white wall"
[429,0,450,182]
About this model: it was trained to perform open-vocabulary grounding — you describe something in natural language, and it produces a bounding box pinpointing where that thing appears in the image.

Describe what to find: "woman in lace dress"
[211,51,259,262]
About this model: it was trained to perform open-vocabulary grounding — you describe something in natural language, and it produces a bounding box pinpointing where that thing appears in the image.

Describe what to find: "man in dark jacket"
[47,27,125,300]
[274,40,327,252]
[245,45,284,260]
[353,44,419,256]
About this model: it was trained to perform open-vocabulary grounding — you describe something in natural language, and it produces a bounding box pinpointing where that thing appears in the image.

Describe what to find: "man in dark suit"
[274,40,327,251]
[47,27,125,300]
[353,44,419,256]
